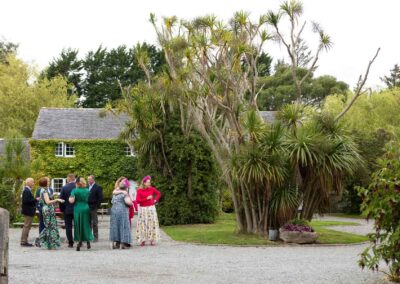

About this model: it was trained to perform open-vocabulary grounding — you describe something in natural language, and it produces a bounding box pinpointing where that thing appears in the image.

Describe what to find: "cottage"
[30,108,136,196]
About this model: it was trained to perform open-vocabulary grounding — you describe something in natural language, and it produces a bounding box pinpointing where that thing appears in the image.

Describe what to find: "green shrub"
[358,142,400,282]
[136,121,220,226]
[0,181,17,221]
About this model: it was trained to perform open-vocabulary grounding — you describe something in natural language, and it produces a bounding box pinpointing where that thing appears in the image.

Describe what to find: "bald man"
[21,177,36,247]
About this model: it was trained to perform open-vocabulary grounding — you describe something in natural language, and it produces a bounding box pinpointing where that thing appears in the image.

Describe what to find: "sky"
[1,0,399,89]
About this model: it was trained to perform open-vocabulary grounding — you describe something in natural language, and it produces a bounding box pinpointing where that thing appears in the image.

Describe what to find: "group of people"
[20,174,161,251]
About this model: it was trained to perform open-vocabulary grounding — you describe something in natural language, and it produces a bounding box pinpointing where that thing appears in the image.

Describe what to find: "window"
[55,142,64,157]
[64,143,75,157]
[51,178,66,193]
[54,142,75,157]
[124,145,135,157]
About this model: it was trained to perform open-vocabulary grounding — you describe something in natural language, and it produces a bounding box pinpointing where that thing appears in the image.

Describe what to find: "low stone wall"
[0,208,9,284]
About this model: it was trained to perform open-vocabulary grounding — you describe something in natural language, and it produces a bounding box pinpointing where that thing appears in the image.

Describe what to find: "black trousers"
[89,208,99,240]
[64,213,74,245]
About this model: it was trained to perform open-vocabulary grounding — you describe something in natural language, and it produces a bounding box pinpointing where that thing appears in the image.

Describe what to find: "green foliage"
[45,43,165,107]
[0,54,76,137]
[0,137,31,221]
[257,63,348,110]
[358,142,400,282]
[135,119,220,226]
[29,139,136,200]
[0,39,18,63]
[323,89,400,213]
[381,64,400,89]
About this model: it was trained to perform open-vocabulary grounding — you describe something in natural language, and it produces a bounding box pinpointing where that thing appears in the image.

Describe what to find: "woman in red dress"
[135,175,161,246]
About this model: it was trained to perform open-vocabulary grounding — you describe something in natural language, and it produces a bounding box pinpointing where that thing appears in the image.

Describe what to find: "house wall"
[29,139,136,201]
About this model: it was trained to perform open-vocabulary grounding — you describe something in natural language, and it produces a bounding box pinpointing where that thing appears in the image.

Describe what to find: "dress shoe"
[68,244,74,248]
[20,243,33,247]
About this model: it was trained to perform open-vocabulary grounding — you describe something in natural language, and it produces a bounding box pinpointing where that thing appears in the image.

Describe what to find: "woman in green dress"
[38,177,64,249]
[69,177,93,251]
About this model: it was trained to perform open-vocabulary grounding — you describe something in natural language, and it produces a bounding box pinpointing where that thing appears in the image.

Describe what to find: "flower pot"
[268,229,279,241]
[279,228,318,244]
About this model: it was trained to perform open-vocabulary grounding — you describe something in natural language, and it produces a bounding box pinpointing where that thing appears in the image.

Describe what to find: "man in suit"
[60,173,76,248]
[88,175,103,242]
[21,177,36,247]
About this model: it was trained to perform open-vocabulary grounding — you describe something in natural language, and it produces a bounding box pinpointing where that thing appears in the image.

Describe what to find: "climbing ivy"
[30,139,137,201]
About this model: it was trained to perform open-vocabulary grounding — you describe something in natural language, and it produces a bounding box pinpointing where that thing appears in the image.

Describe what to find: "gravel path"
[8,215,390,284]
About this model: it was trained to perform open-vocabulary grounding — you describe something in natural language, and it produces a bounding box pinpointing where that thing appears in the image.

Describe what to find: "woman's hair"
[76,177,87,187]
[119,181,127,190]
[38,177,48,187]
[115,176,126,189]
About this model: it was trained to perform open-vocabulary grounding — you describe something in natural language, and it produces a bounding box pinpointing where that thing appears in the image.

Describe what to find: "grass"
[162,213,368,246]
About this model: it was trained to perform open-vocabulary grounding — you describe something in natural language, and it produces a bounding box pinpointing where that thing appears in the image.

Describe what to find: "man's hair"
[25,177,34,184]
[38,177,48,187]
[67,173,75,181]
[88,175,95,180]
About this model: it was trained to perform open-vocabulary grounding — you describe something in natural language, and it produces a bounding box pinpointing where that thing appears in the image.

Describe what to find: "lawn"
[162,213,368,246]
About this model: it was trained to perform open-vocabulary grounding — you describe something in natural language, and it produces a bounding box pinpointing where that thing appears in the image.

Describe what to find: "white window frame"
[51,178,67,193]
[54,142,75,158]
[124,145,136,157]
[55,142,64,157]
[64,143,75,157]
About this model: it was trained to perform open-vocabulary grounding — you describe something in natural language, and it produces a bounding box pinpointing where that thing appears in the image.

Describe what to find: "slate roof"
[259,111,278,124]
[31,108,129,140]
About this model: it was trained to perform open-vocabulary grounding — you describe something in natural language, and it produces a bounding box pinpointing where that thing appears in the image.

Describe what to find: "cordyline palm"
[282,104,362,220]
[230,110,289,233]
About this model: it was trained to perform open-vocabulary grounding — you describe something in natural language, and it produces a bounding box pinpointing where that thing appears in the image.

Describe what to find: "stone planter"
[279,228,318,244]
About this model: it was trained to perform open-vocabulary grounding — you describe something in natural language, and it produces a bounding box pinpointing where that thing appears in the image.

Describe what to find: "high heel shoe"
[140,241,145,247]
[76,242,82,251]
[87,242,91,249]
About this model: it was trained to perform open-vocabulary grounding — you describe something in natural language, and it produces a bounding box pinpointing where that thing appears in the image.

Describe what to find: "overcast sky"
[1,0,399,88]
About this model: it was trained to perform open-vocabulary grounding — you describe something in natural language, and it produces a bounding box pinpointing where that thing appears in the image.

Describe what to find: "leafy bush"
[358,142,400,282]
[0,181,17,221]
[135,119,220,226]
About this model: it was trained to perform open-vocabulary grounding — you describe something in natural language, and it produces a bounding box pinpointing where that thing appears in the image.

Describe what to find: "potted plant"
[279,218,318,244]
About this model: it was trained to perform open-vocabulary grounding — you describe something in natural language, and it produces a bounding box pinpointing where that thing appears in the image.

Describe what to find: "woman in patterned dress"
[109,180,132,249]
[135,175,161,246]
[38,177,64,249]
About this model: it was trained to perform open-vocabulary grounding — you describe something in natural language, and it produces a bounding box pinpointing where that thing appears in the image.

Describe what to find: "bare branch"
[334,48,381,122]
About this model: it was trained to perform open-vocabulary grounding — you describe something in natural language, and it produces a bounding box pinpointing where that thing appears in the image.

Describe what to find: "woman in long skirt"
[69,177,93,251]
[135,175,161,246]
[110,180,132,249]
[38,177,64,249]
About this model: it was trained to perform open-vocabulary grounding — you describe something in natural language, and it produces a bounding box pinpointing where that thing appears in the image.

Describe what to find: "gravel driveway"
[8,215,390,284]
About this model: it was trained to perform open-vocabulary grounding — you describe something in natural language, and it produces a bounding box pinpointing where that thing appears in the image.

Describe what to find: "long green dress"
[71,187,93,242]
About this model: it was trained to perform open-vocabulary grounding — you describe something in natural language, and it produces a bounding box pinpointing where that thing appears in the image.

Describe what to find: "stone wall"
[0,208,9,284]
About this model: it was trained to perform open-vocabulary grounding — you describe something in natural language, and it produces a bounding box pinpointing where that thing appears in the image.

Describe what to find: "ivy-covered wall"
[29,139,136,201]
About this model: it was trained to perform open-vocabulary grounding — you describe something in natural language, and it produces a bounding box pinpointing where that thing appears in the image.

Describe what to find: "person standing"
[135,175,161,246]
[60,173,75,248]
[20,178,36,247]
[69,177,93,251]
[110,180,132,249]
[36,182,54,234]
[38,177,64,249]
[87,175,103,242]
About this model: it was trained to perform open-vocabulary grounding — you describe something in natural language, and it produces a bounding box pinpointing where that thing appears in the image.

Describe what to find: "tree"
[381,64,400,89]
[45,48,83,97]
[257,63,348,110]
[45,43,165,107]
[0,39,18,63]
[0,54,76,137]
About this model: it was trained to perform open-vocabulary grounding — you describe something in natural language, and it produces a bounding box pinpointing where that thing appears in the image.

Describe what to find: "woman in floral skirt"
[38,177,64,249]
[135,175,161,246]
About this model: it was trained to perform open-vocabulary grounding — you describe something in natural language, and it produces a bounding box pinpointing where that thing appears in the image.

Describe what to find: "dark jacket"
[21,187,36,217]
[60,182,76,215]
[88,183,103,210]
